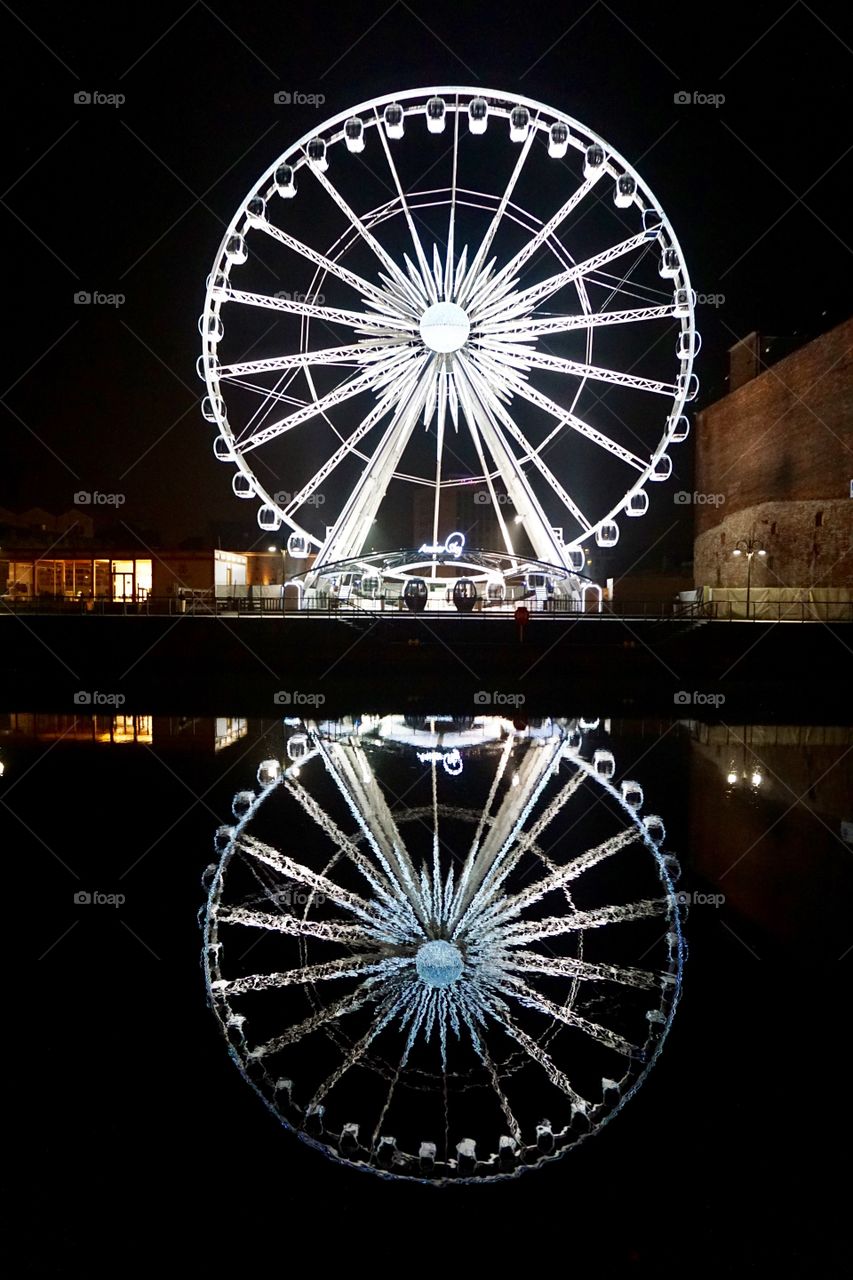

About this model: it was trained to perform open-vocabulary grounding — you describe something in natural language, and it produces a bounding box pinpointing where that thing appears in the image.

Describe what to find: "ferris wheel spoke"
[218,342,401,380]
[211,952,404,998]
[476,172,604,309]
[452,372,518,557]
[457,122,539,305]
[306,990,411,1110]
[308,160,426,304]
[478,362,651,471]
[226,287,413,332]
[277,384,420,524]
[458,766,587,925]
[215,904,365,944]
[256,218,409,314]
[503,950,662,992]
[235,363,395,454]
[251,982,385,1058]
[314,353,434,566]
[476,303,676,341]
[498,975,638,1056]
[485,826,639,929]
[314,739,430,927]
[236,833,395,933]
[450,731,567,932]
[468,1024,522,1146]
[461,359,592,533]
[501,897,671,944]
[374,114,438,304]
[508,350,677,398]
[499,1011,591,1112]
[444,96,461,299]
[225,380,309,406]
[281,778,423,934]
[476,230,649,324]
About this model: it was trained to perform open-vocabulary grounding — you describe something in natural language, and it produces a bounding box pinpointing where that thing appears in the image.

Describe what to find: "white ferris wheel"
[203,715,684,1181]
[199,87,698,597]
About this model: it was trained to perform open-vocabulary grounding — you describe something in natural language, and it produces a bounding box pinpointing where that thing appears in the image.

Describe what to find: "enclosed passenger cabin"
[468,97,488,134]
[306,138,328,171]
[548,121,569,158]
[344,117,364,152]
[383,103,404,139]
[614,173,636,208]
[274,164,296,198]
[426,96,446,133]
[452,579,478,612]
[403,577,428,612]
[509,106,530,142]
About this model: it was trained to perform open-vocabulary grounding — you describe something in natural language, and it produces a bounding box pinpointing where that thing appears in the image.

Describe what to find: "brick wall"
[693,319,852,587]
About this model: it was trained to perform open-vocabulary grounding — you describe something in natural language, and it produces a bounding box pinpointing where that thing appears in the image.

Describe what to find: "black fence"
[2,594,851,622]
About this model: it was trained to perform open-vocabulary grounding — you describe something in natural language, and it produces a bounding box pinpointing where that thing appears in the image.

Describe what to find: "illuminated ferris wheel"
[199,88,698,589]
[202,716,684,1182]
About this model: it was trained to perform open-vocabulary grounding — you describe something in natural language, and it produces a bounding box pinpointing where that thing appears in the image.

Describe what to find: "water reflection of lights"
[203,715,684,1183]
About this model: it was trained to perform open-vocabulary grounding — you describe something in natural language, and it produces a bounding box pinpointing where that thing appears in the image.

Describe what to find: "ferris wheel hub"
[419,300,470,353]
[415,939,464,987]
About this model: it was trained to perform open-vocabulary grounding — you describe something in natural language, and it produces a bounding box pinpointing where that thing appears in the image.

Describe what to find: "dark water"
[9,712,850,1271]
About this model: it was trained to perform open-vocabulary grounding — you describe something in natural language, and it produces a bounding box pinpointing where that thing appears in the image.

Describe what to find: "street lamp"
[731,534,766,619]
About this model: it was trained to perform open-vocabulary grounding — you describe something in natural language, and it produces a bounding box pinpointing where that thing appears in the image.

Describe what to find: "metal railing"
[1,594,850,622]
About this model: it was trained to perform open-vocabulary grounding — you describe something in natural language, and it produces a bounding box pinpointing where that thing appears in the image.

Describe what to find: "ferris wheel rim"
[200,86,697,567]
[202,716,685,1183]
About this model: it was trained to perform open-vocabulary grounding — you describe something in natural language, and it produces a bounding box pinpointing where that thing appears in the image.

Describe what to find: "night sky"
[3,0,851,563]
